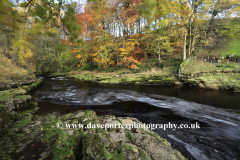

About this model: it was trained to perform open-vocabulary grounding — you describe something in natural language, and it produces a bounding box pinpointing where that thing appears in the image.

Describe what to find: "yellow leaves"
[119,39,140,56]
[76,54,88,67]
[12,42,33,67]
[118,48,128,56]
[75,54,81,60]
[91,40,115,69]
[72,48,81,54]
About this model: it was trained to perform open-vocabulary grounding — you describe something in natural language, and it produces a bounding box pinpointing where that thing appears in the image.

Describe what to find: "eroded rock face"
[0,80,37,91]
[6,96,32,113]
[0,110,186,160]
[78,113,186,160]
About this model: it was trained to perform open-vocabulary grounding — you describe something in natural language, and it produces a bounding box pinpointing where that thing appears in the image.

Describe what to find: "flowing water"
[32,76,240,160]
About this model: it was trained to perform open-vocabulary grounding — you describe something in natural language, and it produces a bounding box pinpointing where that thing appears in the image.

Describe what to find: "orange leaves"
[121,56,141,69]
[72,48,81,54]
[117,39,141,69]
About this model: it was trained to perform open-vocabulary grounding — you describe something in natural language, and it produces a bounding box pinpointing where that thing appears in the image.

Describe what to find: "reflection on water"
[32,76,240,160]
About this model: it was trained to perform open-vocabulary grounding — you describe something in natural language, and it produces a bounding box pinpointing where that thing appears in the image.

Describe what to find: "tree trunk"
[191,28,196,54]
[81,45,84,65]
[158,40,161,68]
[183,30,187,61]
[188,21,192,57]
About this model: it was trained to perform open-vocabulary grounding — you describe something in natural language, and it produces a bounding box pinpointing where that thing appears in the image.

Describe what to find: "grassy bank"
[183,60,240,76]
[46,50,240,92]
[50,69,176,85]
[180,58,240,92]
[0,54,35,85]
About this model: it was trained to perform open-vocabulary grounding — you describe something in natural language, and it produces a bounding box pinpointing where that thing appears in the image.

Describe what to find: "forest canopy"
[0,0,239,73]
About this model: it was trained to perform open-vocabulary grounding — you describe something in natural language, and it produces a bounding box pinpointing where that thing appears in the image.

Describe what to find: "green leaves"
[61,4,81,43]
[20,2,27,8]
[36,5,47,19]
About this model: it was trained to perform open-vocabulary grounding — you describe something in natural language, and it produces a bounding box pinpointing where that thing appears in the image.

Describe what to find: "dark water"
[32,76,240,160]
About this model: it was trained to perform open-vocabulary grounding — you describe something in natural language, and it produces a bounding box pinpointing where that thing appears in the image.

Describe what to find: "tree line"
[0,0,239,73]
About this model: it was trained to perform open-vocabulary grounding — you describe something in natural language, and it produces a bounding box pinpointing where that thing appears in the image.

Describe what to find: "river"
[32,76,240,160]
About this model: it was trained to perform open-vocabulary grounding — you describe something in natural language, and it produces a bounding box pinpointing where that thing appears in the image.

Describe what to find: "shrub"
[60,52,78,72]
[35,53,59,73]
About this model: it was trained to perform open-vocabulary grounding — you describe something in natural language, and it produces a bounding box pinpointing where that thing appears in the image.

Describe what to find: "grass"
[197,74,240,90]
[219,38,240,58]
[0,79,42,103]
[183,60,240,76]
[0,53,34,84]
[70,69,174,85]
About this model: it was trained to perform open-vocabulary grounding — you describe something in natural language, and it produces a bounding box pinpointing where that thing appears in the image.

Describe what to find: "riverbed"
[32,76,240,160]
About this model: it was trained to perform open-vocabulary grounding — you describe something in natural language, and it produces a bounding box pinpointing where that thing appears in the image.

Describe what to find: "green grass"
[198,74,240,90]
[209,38,240,59]
[183,60,240,75]
[220,38,240,58]
[0,79,42,103]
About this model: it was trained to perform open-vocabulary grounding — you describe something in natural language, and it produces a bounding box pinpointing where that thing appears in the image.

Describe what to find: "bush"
[35,53,59,73]
[84,62,99,71]
[60,52,78,72]
[104,65,124,72]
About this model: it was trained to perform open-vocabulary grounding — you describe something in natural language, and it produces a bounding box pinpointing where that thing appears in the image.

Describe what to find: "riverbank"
[48,63,240,92]
[179,57,240,92]
[0,79,44,138]
[0,110,186,160]
[0,75,187,159]
[49,69,176,85]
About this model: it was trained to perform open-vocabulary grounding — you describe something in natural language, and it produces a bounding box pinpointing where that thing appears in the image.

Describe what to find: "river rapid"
[32,76,240,160]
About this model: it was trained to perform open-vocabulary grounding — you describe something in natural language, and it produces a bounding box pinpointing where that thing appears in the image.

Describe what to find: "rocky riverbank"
[0,78,186,160]
[0,110,186,160]
[0,79,43,140]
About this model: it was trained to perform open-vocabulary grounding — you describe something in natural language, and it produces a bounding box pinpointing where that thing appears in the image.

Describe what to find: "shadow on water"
[32,76,240,160]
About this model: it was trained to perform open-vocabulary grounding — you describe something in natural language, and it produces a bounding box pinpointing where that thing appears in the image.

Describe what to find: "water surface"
[32,76,240,160]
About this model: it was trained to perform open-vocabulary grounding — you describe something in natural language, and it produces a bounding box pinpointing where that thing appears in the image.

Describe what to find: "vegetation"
[184,60,240,76]
[0,0,239,76]
[0,54,34,84]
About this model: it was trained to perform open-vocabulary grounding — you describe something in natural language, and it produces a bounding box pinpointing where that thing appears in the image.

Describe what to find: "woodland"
[0,0,240,75]
[1,1,240,159]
